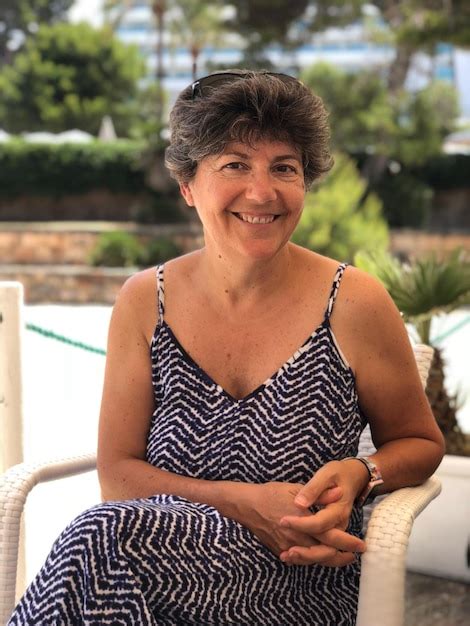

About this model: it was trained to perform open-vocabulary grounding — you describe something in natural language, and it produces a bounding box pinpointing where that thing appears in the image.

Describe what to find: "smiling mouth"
[233,213,280,224]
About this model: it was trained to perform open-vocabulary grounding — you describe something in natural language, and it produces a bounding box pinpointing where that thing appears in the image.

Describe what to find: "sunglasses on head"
[190,71,300,100]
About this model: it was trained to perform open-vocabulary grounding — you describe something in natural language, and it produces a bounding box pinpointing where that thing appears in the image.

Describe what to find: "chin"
[236,240,288,261]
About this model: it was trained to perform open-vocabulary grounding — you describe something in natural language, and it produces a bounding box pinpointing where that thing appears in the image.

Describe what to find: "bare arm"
[351,269,445,492]
[279,268,445,565]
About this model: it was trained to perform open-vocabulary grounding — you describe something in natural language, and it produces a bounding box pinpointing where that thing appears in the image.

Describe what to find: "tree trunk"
[426,347,470,456]
[153,0,165,129]
[387,42,414,95]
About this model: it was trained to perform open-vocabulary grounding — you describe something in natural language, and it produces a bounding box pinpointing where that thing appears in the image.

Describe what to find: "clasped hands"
[246,460,368,568]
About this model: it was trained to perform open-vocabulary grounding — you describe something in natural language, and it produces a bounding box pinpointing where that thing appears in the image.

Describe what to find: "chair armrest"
[356,475,442,626]
[0,454,97,625]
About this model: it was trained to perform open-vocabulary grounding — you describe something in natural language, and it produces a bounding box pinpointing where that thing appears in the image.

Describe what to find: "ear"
[179,182,195,207]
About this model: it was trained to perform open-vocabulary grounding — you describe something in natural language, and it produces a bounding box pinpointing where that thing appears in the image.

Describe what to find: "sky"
[68,0,104,27]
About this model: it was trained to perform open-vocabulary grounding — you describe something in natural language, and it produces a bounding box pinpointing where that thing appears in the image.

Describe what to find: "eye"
[274,163,298,175]
[222,162,247,170]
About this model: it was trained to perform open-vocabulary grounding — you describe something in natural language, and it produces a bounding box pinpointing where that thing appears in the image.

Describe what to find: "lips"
[233,213,280,224]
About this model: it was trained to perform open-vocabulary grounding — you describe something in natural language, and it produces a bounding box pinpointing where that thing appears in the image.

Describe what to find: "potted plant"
[355,247,470,582]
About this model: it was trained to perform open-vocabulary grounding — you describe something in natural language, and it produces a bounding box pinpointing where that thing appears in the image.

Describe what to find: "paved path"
[405,572,470,626]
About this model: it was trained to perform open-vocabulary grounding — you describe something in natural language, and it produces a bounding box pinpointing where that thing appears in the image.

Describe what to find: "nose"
[244,171,277,204]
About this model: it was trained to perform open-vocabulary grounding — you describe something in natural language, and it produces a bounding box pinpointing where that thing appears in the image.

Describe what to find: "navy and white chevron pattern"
[9,263,364,625]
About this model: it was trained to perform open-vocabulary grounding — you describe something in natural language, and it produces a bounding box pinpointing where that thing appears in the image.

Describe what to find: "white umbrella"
[98,115,117,142]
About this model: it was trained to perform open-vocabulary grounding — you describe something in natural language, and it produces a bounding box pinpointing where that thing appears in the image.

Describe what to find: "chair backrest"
[358,342,434,527]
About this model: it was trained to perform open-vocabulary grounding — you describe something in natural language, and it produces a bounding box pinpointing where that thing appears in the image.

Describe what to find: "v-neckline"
[160,319,329,403]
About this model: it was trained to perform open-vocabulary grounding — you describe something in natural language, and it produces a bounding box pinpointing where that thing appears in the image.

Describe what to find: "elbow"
[96,457,119,501]
[425,428,446,475]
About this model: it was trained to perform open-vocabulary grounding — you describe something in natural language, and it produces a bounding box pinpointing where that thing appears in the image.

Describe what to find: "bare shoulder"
[112,267,158,344]
[331,264,413,373]
[338,264,401,327]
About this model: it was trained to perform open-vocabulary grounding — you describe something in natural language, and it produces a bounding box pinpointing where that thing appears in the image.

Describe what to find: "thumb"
[294,468,337,508]
[315,485,343,506]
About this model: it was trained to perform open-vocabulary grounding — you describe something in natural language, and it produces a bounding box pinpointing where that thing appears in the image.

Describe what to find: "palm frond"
[354,248,470,333]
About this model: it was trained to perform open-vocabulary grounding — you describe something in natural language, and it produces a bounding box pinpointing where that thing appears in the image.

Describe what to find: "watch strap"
[343,456,384,507]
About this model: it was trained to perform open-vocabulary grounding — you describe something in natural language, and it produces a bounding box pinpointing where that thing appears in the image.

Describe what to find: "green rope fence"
[25,323,106,356]
[24,313,470,356]
[431,315,470,346]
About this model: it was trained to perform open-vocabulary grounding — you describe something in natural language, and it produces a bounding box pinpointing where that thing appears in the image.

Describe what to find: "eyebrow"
[222,151,302,162]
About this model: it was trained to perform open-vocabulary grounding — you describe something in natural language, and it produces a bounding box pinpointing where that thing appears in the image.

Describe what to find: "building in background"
[70,0,469,119]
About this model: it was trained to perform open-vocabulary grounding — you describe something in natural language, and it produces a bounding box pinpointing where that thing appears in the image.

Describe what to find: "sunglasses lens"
[191,72,298,99]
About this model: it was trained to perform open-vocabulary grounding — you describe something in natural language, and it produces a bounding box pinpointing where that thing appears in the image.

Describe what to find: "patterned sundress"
[8,262,365,625]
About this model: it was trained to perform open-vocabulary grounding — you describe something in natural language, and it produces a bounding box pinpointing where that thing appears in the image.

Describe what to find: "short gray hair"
[165,70,333,189]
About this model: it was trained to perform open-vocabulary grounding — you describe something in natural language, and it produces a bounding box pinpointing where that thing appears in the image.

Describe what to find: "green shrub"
[372,171,433,228]
[0,140,147,197]
[414,154,470,189]
[89,232,143,267]
[292,153,389,262]
[139,237,182,266]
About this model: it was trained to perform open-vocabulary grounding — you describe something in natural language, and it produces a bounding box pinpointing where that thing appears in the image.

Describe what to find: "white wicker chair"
[0,344,441,626]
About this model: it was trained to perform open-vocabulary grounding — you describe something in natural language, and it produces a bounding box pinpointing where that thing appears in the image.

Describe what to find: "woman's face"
[179,138,306,261]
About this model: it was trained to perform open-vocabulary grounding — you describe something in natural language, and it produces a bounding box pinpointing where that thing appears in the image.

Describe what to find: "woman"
[8,70,444,625]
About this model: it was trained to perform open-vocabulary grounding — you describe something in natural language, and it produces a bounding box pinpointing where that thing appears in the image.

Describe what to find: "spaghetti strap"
[156,264,165,323]
[324,262,348,321]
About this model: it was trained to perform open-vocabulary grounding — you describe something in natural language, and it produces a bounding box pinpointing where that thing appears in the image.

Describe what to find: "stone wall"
[0,222,203,303]
[1,223,469,304]
[0,222,203,265]
[0,190,151,221]
[0,264,133,304]
[390,229,470,259]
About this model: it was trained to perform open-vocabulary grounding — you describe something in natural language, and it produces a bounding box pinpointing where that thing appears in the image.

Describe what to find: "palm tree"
[167,0,227,80]
[103,0,136,31]
[355,248,470,456]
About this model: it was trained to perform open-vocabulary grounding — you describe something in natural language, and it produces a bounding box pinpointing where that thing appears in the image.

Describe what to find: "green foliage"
[0,140,146,196]
[90,232,143,267]
[0,0,73,64]
[302,62,395,153]
[90,232,182,267]
[229,0,309,46]
[292,153,389,262]
[308,1,470,49]
[373,171,433,229]
[0,22,145,134]
[414,154,470,189]
[395,1,470,48]
[354,248,470,344]
[392,82,459,165]
[127,83,168,142]
[139,237,182,266]
[301,62,459,164]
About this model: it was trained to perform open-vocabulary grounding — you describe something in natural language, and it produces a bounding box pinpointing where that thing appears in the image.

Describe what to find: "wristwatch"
[343,456,384,507]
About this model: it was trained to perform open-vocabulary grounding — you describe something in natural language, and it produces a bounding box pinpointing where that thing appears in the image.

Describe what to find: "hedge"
[0,140,149,197]
[413,154,470,189]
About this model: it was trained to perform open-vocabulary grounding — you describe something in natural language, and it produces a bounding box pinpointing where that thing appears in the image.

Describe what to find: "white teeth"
[237,213,276,224]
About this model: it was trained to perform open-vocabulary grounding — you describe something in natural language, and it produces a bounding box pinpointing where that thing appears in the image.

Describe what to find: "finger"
[314,551,357,568]
[294,465,340,508]
[281,505,345,535]
[281,545,357,567]
[315,486,342,506]
[279,531,320,552]
[281,514,365,552]
[313,528,366,553]
[280,543,337,565]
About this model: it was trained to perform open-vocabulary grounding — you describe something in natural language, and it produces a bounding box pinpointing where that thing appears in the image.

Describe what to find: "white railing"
[0,282,24,474]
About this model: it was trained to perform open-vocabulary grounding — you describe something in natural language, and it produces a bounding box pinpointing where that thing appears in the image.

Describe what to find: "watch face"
[358,458,384,506]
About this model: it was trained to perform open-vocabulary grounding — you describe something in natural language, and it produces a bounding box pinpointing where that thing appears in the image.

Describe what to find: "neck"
[196,243,296,309]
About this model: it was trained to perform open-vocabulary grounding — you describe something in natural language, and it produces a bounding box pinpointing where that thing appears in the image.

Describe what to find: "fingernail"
[280,518,290,527]
[289,550,299,558]
[295,495,308,506]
